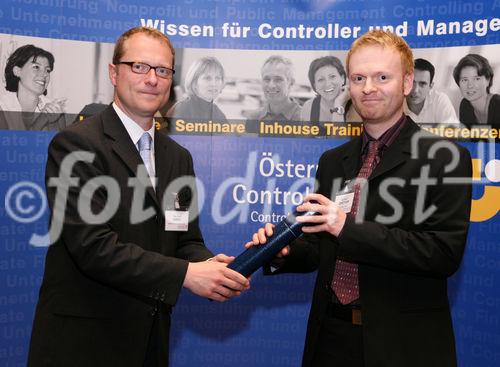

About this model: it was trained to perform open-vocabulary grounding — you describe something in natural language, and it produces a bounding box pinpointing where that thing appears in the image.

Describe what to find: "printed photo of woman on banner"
[300,56,351,123]
[453,53,500,128]
[0,44,69,130]
[0,34,115,130]
[168,56,228,122]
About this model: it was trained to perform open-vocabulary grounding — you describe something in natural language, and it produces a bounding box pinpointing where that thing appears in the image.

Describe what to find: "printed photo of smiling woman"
[300,56,351,123]
[0,44,69,131]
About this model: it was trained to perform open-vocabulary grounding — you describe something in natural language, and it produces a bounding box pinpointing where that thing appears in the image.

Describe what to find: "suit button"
[324,282,330,290]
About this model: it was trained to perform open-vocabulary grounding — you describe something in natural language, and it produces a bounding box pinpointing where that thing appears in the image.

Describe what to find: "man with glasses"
[28,26,249,367]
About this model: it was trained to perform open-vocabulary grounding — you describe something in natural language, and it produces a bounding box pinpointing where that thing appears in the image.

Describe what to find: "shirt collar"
[361,114,407,153]
[404,94,430,118]
[112,102,155,148]
[257,98,298,120]
[0,91,45,112]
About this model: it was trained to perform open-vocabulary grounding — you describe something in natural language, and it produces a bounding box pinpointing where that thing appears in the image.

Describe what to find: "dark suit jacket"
[272,118,472,367]
[28,106,212,366]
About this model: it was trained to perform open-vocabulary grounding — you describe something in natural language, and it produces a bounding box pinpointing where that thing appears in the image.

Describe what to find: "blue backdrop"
[1,1,500,366]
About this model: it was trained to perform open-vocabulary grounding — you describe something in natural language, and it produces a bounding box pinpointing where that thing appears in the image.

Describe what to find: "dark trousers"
[143,308,170,367]
[311,314,364,367]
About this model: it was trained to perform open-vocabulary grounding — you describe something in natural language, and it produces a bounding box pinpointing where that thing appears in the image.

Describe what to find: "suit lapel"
[369,145,409,181]
[342,119,419,183]
[101,106,160,209]
[341,138,362,181]
[154,129,174,207]
[369,119,418,181]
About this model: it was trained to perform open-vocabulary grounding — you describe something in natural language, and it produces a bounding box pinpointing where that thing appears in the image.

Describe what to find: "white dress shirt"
[112,102,156,187]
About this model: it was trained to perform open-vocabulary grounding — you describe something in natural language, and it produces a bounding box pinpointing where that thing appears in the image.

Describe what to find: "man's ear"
[403,73,414,96]
[430,82,434,89]
[109,63,118,87]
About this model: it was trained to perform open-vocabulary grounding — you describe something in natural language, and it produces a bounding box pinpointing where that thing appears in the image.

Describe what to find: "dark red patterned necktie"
[332,140,381,305]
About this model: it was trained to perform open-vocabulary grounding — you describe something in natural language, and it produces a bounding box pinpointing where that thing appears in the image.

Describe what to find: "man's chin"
[266,96,286,104]
[357,109,383,121]
[138,96,166,109]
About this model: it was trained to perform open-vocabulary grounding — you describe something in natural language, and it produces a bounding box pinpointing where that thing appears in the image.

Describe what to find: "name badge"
[334,180,355,213]
[164,210,189,231]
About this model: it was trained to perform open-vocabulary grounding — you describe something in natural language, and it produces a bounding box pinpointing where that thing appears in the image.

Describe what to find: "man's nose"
[145,68,158,85]
[362,78,376,94]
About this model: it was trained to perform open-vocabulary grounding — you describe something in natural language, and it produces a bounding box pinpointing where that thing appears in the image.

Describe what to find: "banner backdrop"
[1,0,500,366]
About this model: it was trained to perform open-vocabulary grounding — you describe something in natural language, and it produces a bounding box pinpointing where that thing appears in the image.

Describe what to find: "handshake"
[183,193,347,302]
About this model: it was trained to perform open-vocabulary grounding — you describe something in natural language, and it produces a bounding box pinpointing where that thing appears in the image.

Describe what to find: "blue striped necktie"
[137,132,154,181]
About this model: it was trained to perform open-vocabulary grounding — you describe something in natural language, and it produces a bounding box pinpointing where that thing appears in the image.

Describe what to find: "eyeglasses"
[117,61,175,79]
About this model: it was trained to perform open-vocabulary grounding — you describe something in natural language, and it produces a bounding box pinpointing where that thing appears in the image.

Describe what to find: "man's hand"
[244,223,290,257]
[210,253,236,264]
[296,193,346,237]
[183,258,250,302]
